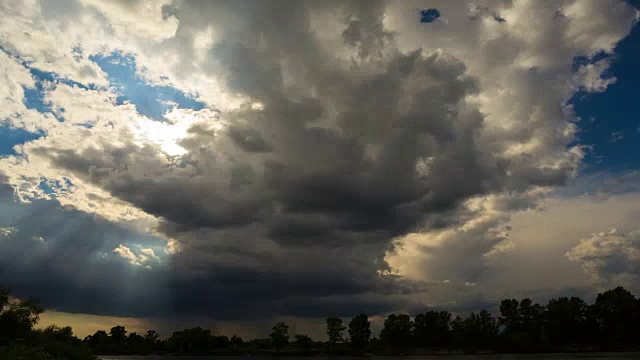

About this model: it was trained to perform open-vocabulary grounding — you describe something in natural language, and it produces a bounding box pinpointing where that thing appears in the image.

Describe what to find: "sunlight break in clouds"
[0,0,639,334]
[130,107,224,156]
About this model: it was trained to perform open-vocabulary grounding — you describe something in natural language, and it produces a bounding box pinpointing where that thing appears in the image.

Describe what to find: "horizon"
[29,285,639,341]
[2,0,640,344]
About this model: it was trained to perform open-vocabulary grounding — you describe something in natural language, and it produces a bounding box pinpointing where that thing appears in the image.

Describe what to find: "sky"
[0,0,640,341]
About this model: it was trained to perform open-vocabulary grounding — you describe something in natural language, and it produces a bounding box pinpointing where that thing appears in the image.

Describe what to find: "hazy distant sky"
[1,0,639,340]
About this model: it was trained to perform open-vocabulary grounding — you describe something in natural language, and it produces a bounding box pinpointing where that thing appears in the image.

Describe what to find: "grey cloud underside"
[2,0,633,321]
[0,180,171,317]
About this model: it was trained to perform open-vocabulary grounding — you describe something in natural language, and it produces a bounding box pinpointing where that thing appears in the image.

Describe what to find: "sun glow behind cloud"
[129,107,223,156]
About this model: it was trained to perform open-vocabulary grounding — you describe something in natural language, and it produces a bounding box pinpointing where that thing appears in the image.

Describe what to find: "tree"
[142,330,160,353]
[379,314,413,353]
[498,299,520,333]
[144,330,159,343]
[545,296,589,345]
[348,313,371,354]
[499,298,546,351]
[413,311,451,348]
[325,316,346,354]
[109,325,127,351]
[0,292,44,345]
[464,310,498,348]
[451,310,497,350]
[84,330,109,354]
[210,334,230,349]
[450,316,465,347]
[230,335,244,349]
[294,334,314,355]
[34,324,95,360]
[127,332,146,354]
[518,299,545,343]
[247,337,271,350]
[269,322,289,353]
[593,286,640,346]
[165,327,212,354]
[0,289,93,360]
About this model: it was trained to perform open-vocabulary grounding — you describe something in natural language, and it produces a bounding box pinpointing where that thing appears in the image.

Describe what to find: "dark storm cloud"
[227,126,273,153]
[12,0,518,319]
[4,0,627,323]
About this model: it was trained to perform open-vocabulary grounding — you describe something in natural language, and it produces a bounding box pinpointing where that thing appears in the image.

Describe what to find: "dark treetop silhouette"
[2,286,640,357]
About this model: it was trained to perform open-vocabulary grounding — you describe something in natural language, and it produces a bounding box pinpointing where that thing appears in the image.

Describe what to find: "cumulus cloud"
[566,228,640,292]
[113,244,139,265]
[0,0,638,323]
[113,244,159,269]
[141,247,159,260]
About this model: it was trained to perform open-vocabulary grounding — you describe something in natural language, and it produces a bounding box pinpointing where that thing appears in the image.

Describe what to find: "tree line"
[2,286,640,358]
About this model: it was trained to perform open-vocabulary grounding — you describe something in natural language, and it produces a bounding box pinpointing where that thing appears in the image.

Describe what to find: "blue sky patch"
[0,125,44,157]
[570,18,640,174]
[420,9,441,24]
[38,177,56,196]
[37,177,77,198]
[18,55,97,121]
[90,51,206,122]
[22,79,52,114]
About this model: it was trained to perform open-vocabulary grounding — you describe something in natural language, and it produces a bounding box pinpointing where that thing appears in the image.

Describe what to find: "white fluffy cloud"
[113,244,159,268]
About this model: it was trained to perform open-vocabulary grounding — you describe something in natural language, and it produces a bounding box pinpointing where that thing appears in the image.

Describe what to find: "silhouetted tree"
[127,332,147,354]
[413,311,451,348]
[499,298,545,350]
[33,325,95,360]
[379,314,413,353]
[326,316,346,354]
[0,289,94,359]
[143,330,160,353]
[269,322,289,353]
[294,334,314,355]
[545,296,589,345]
[230,334,244,349]
[19,285,640,356]
[367,336,382,353]
[247,337,271,350]
[144,330,159,342]
[109,326,127,352]
[0,290,44,345]
[166,327,212,354]
[450,315,465,347]
[499,299,519,331]
[593,286,640,347]
[348,313,371,354]
[519,299,545,343]
[84,330,109,354]
[466,310,498,349]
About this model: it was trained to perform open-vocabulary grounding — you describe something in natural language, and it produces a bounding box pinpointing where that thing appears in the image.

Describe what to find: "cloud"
[113,244,159,268]
[0,0,109,87]
[113,244,139,265]
[566,228,640,293]
[574,58,617,92]
[0,0,638,324]
[141,247,159,261]
[611,131,624,142]
[0,226,17,238]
